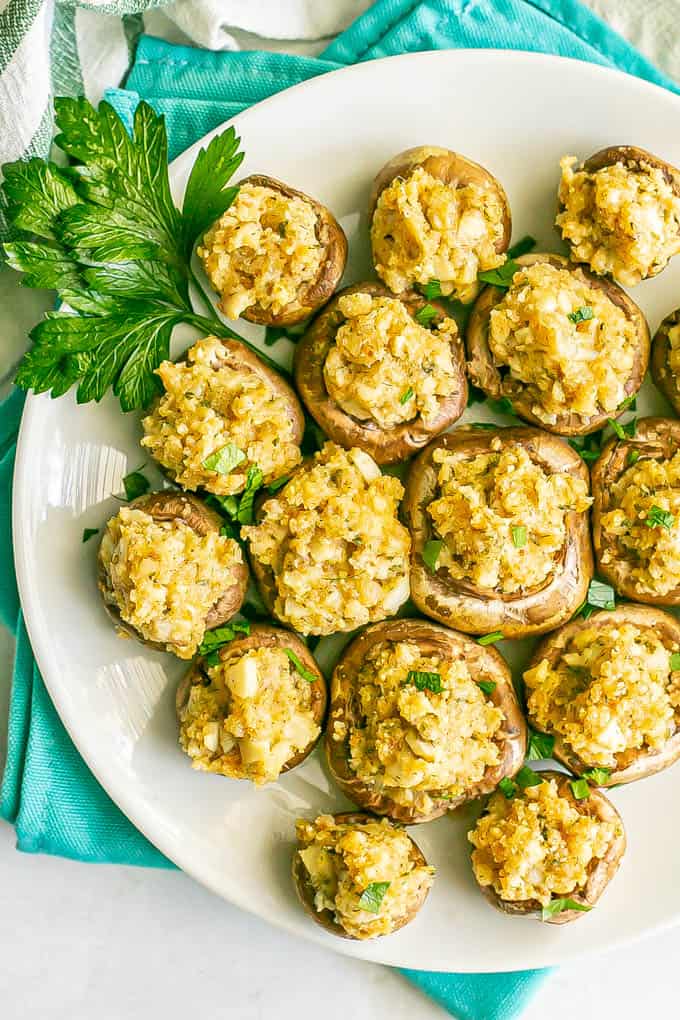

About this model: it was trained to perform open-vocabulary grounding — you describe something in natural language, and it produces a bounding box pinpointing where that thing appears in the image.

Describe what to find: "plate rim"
[13,46,680,971]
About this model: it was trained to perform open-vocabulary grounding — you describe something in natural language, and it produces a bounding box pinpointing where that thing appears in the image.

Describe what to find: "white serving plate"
[13,49,680,972]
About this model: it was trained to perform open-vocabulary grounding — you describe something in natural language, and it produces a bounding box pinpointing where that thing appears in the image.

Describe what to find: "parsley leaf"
[671,653,680,672]
[478,260,521,288]
[582,767,611,786]
[180,126,244,259]
[516,766,543,789]
[82,528,99,543]
[488,396,515,416]
[422,539,443,571]
[618,395,637,412]
[358,882,390,913]
[478,631,503,646]
[284,649,318,683]
[579,579,616,617]
[477,680,497,696]
[568,433,602,464]
[511,525,527,548]
[418,279,442,300]
[414,303,438,328]
[267,475,291,493]
[526,729,555,761]
[627,449,640,467]
[122,469,149,501]
[405,670,443,694]
[507,236,536,259]
[646,505,675,530]
[498,777,517,799]
[542,898,591,921]
[237,466,264,525]
[570,778,590,800]
[202,444,246,476]
[399,386,414,404]
[568,306,593,324]
[199,621,250,658]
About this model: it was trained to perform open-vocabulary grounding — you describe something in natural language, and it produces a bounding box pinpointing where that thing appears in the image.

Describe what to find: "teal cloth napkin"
[2,2,679,1017]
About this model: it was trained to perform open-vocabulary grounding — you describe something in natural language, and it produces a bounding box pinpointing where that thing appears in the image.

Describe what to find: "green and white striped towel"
[0,0,679,249]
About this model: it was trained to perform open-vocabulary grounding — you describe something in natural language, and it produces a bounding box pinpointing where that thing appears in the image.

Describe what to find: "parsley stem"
[184,313,290,378]
[189,264,222,324]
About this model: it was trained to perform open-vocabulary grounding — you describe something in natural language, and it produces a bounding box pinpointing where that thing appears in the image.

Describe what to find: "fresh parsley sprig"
[2,97,278,411]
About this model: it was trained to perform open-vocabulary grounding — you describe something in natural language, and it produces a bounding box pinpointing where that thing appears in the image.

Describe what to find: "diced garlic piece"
[226,656,260,699]
[349,448,381,482]
[203,721,219,752]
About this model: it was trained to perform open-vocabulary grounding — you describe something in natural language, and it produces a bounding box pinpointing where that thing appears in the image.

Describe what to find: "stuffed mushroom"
[293,282,467,464]
[556,146,680,286]
[242,442,411,636]
[592,417,680,604]
[326,618,525,824]
[198,174,347,326]
[369,146,511,303]
[466,253,650,435]
[469,770,625,923]
[141,335,304,495]
[524,605,680,786]
[292,811,434,939]
[403,425,593,639]
[177,624,326,783]
[651,308,680,415]
[98,490,248,659]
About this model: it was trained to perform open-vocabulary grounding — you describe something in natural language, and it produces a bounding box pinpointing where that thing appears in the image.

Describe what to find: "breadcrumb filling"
[371,166,505,302]
[323,292,459,429]
[99,506,243,659]
[296,814,434,939]
[488,262,637,425]
[600,452,680,596]
[178,645,319,784]
[243,443,411,635]
[141,336,301,495]
[469,777,618,905]
[666,322,680,379]
[199,183,324,318]
[427,440,591,593]
[557,156,680,286]
[525,623,680,767]
[347,640,504,807]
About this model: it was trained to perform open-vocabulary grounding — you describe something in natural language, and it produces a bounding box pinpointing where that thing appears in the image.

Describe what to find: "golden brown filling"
[600,452,680,596]
[242,443,411,635]
[557,156,680,286]
[525,623,680,767]
[427,440,591,593]
[198,183,323,318]
[345,640,504,808]
[178,645,319,784]
[99,507,243,659]
[371,166,506,302]
[323,292,459,429]
[469,777,618,905]
[141,336,301,495]
[296,814,434,939]
[488,262,637,425]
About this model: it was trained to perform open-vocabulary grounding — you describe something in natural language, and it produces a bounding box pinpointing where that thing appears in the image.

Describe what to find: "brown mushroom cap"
[292,810,431,939]
[144,336,305,490]
[368,145,511,264]
[474,770,626,924]
[293,281,467,464]
[651,309,680,415]
[465,252,650,436]
[224,174,347,327]
[403,425,593,639]
[98,490,249,652]
[176,623,326,778]
[326,618,526,824]
[583,145,680,190]
[526,605,680,786]
[592,417,680,604]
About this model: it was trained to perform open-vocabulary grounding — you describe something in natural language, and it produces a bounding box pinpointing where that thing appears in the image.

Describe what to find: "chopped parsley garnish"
[541,898,591,921]
[399,386,415,404]
[618,395,637,412]
[358,881,390,913]
[516,766,543,789]
[267,475,290,493]
[498,777,517,799]
[405,670,443,694]
[477,680,497,696]
[568,434,602,463]
[202,443,246,476]
[646,505,675,530]
[582,767,611,786]
[507,235,536,259]
[478,631,504,646]
[284,649,317,683]
[488,396,515,416]
[526,729,555,761]
[627,449,640,466]
[82,527,99,543]
[414,303,438,328]
[418,279,442,300]
[570,778,590,800]
[236,465,264,525]
[671,653,680,671]
[122,469,149,501]
[511,525,527,549]
[2,98,285,411]
[468,421,498,429]
[467,384,487,406]
[199,621,250,659]
[568,306,593,324]
[609,417,637,440]
[478,260,521,288]
[422,539,443,571]
[578,578,616,619]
